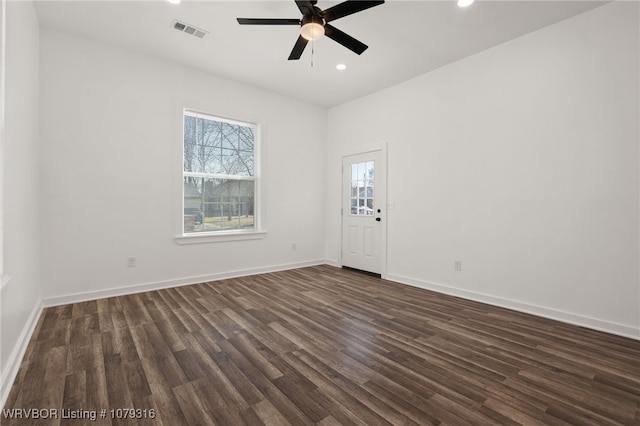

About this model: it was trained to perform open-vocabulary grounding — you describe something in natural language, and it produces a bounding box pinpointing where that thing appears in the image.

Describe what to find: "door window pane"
[349,161,374,216]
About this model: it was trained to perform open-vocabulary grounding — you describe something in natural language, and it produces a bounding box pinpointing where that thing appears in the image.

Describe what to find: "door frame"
[340,145,388,279]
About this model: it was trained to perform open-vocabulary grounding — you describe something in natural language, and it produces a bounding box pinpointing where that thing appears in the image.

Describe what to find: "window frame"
[175,107,266,244]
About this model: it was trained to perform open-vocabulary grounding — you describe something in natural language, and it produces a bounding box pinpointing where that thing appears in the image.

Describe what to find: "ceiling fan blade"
[324,24,368,55]
[321,0,384,23]
[237,18,301,25]
[294,0,316,15]
[288,34,309,60]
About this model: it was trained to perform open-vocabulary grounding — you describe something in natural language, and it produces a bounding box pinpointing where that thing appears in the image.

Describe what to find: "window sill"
[175,231,267,245]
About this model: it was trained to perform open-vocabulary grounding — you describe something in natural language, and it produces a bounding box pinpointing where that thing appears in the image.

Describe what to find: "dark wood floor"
[4,265,639,425]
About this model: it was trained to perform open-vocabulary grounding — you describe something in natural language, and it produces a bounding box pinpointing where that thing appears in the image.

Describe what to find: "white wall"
[39,28,327,303]
[1,0,41,401]
[327,2,639,338]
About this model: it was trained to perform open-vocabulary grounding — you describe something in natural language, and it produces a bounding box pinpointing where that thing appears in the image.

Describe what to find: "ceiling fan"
[237,0,385,60]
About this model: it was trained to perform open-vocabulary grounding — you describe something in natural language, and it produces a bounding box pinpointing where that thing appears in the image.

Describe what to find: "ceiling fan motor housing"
[301,12,324,27]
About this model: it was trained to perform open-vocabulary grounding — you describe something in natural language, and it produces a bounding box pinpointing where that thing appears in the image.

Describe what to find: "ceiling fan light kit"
[237,0,385,60]
[300,15,325,41]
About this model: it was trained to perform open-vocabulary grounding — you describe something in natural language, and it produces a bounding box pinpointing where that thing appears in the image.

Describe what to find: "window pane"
[183,115,197,172]
[184,177,255,233]
[358,162,365,181]
[183,114,255,176]
[366,161,374,187]
[366,198,374,213]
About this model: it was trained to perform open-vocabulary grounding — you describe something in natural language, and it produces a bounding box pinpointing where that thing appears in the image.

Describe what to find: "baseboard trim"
[324,258,341,268]
[42,259,327,308]
[386,273,640,341]
[1,300,43,408]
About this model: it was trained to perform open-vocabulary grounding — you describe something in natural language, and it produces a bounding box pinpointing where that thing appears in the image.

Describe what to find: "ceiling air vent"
[171,20,208,39]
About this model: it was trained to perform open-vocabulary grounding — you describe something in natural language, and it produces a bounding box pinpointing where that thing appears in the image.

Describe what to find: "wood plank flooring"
[3,265,639,425]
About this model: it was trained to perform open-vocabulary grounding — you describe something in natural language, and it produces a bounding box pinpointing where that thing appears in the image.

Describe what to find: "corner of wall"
[1,0,43,408]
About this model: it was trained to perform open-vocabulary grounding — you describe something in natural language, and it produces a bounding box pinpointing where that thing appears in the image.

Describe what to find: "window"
[350,161,374,216]
[182,110,258,235]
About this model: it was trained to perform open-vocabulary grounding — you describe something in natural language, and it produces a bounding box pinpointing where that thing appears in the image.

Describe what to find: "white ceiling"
[34,0,606,108]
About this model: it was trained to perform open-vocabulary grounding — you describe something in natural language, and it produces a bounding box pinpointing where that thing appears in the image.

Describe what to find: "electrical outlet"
[127,257,136,267]
[454,260,462,271]
[291,243,297,251]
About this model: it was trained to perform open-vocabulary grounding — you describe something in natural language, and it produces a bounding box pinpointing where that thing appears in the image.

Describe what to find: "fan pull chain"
[311,40,314,68]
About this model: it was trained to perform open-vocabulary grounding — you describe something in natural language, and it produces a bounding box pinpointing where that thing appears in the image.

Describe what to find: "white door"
[342,150,385,275]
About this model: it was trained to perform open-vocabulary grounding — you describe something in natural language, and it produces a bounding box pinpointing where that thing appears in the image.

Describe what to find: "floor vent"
[172,20,208,39]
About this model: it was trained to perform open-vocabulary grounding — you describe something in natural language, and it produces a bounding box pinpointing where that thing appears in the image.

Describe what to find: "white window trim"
[174,105,266,244]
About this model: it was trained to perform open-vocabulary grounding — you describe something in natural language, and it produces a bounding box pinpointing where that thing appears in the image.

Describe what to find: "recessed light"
[336,64,347,71]
[167,0,181,4]
[457,0,474,7]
